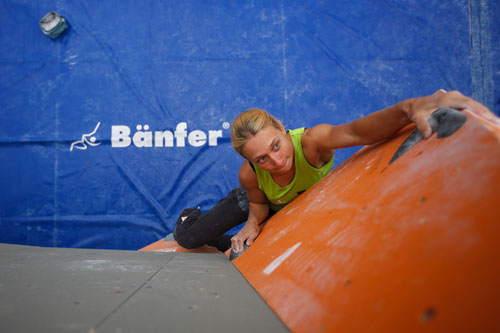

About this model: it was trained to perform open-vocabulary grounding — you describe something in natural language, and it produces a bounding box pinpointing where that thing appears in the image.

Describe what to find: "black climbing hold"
[389,129,424,164]
[431,108,468,138]
[229,243,249,261]
[389,108,467,164]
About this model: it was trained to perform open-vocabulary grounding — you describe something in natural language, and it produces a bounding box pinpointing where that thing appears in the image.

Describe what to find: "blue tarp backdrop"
[1,1,498,250]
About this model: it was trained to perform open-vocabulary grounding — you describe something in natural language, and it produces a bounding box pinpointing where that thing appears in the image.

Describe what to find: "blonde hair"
[231,108,281,156]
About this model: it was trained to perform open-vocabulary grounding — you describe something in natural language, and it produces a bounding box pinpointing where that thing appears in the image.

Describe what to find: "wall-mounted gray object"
[39,11,67,39]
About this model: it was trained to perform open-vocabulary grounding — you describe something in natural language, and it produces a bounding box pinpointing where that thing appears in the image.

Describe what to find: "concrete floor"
[0,243,288,332]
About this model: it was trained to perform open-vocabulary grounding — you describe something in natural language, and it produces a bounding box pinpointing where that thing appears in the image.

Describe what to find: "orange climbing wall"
[139,239,219,253]
[234,110,500,332]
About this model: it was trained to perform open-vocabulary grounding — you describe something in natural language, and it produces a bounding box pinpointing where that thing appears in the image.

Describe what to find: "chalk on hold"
[39,11,67,39]
[229,243,249,261]
[431,108,467,138]
[389,108,466,164]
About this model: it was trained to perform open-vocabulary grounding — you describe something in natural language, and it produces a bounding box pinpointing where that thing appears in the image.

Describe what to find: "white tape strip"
[263,242,301,275]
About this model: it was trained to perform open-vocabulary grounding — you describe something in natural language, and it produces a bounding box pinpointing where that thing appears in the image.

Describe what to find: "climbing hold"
[39,11,67,39]
[389,108,467,164]
[229,243,249,261]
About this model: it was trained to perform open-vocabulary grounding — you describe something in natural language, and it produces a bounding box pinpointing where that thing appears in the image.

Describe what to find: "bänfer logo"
[70,122,230,151]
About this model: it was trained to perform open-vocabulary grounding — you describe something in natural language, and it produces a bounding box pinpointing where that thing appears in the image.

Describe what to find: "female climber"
[173,90,494,254]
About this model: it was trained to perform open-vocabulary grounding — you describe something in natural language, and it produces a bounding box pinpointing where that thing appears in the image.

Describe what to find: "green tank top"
[252,128,334,211]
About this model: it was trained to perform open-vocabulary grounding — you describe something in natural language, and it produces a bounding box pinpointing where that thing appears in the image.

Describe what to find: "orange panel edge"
[139,239,221,254]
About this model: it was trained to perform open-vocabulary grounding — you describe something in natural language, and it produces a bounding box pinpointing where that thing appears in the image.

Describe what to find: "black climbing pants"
[173,187,249,252]
[173,186,274,252]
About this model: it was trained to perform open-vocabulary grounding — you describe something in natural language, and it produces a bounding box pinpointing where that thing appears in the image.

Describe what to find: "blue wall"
[1,0,498,250]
